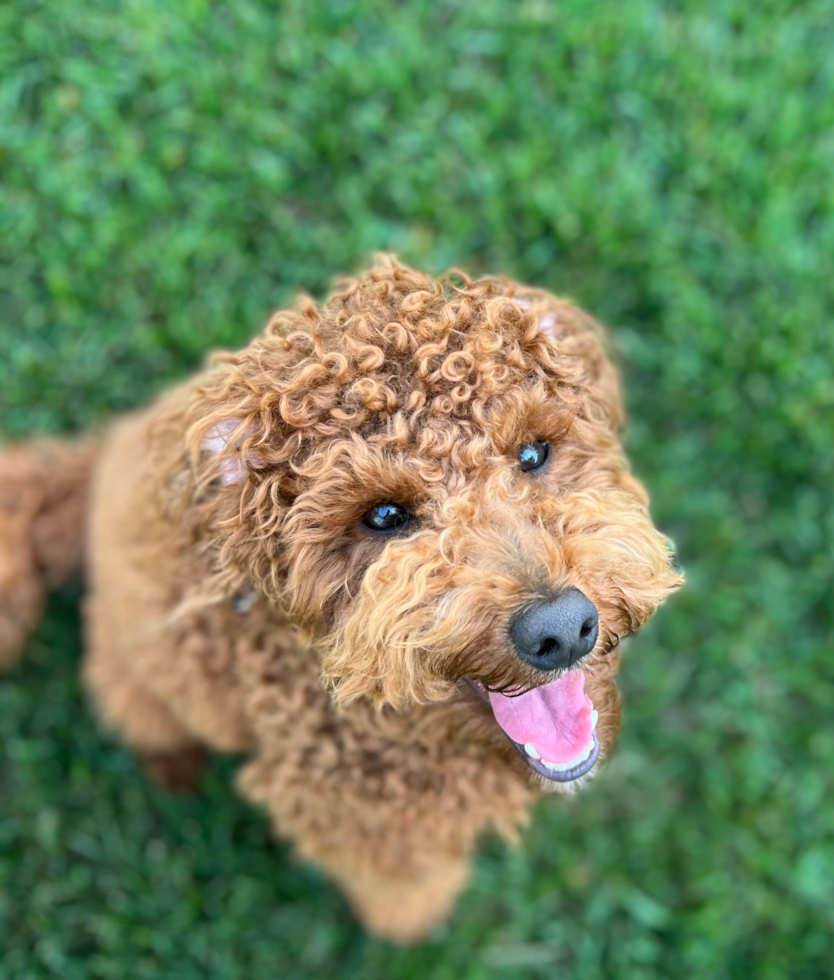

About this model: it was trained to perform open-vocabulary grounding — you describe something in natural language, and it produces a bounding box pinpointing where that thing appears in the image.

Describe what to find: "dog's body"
[0,259,681,941]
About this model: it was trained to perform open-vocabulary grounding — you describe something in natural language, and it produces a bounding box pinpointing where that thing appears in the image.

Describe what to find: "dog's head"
[186,257,682,791]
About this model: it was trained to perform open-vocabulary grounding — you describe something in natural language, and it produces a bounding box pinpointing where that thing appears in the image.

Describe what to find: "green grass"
[2,0,833,977]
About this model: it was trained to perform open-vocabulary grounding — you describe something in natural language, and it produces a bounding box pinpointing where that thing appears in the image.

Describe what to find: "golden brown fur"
[0,258,682,942]
[0,438,98,666]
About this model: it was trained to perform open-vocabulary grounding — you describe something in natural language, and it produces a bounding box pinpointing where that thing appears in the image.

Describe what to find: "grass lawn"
[1,1,833,977]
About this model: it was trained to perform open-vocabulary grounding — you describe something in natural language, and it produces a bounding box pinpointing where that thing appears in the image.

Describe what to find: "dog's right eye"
[518,440,549,472]
[362,502,412,533]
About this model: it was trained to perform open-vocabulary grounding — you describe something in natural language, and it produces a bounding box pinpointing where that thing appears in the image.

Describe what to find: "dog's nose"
[510,590,599,671]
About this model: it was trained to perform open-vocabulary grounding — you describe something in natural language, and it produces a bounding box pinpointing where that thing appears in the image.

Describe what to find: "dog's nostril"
[536,637,560,659]
[510,589,599,671]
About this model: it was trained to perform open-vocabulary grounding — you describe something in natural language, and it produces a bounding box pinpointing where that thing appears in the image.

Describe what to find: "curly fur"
[0,257,682,942]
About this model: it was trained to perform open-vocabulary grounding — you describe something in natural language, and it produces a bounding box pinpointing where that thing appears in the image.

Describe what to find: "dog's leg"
[329,857,472,944]
[238,748,480,943]
[83,634,206,793]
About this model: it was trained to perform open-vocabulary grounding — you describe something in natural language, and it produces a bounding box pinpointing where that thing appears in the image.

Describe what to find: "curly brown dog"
[0,257,682,942]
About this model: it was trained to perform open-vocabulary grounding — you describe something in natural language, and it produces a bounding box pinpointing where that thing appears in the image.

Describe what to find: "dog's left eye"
[518,440,549,472]
[362,502,412,533]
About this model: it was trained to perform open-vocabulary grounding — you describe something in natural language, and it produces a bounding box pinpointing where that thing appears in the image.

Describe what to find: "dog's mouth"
[468,671,599,783]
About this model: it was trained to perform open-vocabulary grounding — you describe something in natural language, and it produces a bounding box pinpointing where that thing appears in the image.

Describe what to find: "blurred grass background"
[1,0,833,977]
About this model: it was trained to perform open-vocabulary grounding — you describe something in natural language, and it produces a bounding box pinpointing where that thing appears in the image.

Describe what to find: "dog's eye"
[362,502,412,533]
[518,440,549,472]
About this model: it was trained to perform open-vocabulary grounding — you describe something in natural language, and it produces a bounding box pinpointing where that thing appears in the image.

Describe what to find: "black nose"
[510,589,599,671]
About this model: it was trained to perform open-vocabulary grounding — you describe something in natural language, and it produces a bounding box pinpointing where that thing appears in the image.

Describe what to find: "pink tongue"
[488,670,594,764]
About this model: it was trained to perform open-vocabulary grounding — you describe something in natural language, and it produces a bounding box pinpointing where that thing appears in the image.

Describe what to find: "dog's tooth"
[543,740,595,773]
[524,743,540,760]
[591,710,599,731]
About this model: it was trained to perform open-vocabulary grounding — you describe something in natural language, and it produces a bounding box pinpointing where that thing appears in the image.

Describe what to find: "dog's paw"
[343,860,469,944]
[138,744,208,794]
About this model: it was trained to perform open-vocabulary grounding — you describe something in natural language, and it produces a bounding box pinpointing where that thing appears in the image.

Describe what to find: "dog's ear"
[163,362,292,603]
[514,298,559,339]
[199,417,259,485]
[515,295,599,347]
[515,295,625,433]
[515,299,561,342]
[185,357,276,491]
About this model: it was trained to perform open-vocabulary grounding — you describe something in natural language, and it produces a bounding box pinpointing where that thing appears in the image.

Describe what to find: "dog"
[0,257,682,942]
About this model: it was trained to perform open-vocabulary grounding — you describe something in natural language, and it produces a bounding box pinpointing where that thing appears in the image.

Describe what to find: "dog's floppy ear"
[199,417,261,486]
[515,295,625,433]
[514,297,559,338]
[161,359,291,603]
[186,357,276,491]
[515,298,561,342]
